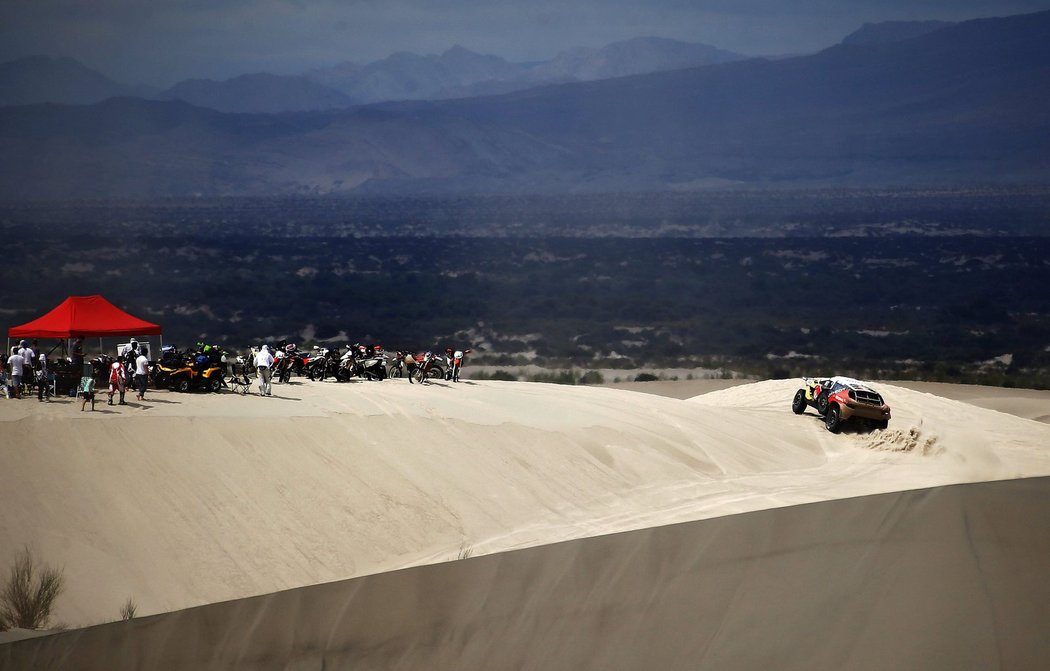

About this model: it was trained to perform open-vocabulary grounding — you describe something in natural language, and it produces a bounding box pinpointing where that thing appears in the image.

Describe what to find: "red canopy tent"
[8,295,161,339]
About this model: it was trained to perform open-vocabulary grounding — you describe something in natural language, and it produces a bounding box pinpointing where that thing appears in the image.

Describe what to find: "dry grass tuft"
[120,596,137,621]
[0,546,65,631]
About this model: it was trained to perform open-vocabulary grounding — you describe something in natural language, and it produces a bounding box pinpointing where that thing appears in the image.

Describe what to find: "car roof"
[829,376,878,391]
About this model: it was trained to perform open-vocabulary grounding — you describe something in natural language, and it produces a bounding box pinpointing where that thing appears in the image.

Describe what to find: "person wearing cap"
[255,345,274,396]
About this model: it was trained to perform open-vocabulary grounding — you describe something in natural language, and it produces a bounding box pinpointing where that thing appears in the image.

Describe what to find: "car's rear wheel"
[874,419,889,430]
[816,392,830,416]
[824,405,841,433]
[791,389,807,414]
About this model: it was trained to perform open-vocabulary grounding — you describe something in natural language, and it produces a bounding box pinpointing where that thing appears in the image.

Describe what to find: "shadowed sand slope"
[4,478,1050,670]
[1,378,1050,629]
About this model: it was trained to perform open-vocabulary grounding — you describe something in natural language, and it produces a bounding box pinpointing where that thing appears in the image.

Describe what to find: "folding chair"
[228,363,252,395]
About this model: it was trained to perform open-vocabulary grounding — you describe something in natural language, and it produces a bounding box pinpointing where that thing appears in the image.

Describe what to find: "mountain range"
[0,12,1047,199]
[0,37,744,113]
[0,56,156,107]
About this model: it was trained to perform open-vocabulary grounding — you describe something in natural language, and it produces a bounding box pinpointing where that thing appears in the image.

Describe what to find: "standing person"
[6,349,25,399]
[255,344,274,396]
[108,357,127,406]
[120,339,139,368]
[36,352,49,402]
[18,340,35,390]
[134,349,149,401]
[80,363,98,411]
[71,336,85,368]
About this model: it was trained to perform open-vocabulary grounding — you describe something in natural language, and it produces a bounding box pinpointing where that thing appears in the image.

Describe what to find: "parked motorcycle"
[271,348,299,384]
[352,343,387,381]
[387,350,414,379]
[413,351,441,384]
[443,347,472,382]
[305,347,338,381]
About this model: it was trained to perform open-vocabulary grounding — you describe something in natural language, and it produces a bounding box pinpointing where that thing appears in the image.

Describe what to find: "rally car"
[791,376,891,433]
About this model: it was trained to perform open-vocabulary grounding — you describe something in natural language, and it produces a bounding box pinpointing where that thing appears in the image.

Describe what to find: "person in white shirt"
[134,351,150,401]
[6,351,25,399]
[255,345,274,396]
[18,340,35,385]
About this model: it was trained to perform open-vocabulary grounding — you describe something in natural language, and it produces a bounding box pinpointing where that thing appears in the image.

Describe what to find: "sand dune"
[2,377,1050,668]
[5,479,1050,670]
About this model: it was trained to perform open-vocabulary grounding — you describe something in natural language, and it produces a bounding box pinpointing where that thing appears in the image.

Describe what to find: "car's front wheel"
[824,405,842,433]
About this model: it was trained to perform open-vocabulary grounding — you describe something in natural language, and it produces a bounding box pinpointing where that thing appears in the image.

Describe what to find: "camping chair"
[228,363,251,395]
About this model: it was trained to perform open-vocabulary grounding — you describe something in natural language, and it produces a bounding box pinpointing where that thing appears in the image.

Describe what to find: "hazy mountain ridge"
[525,37,742,82]
[0,37,747,112]
[0,55,157,107]
[305,38,745,104]
[842,20,955,45]
[160,73,357,114]
[0,10,1047,198]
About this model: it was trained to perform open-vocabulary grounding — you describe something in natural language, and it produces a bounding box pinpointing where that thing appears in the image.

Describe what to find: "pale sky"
[1,0,1047,87]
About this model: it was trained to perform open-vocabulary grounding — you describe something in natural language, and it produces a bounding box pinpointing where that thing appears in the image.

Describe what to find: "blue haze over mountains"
[0,11,1048,198]
[0,37,746,111]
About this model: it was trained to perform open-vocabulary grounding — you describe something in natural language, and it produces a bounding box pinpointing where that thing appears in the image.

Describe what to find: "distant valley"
[2,190,1049,387]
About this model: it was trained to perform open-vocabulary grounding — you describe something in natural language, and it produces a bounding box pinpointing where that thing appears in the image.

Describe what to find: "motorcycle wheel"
[387,364,403,379]
[429,364,445,379]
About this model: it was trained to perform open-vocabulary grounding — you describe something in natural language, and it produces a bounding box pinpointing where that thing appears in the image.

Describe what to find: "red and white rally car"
[791,376,891,433]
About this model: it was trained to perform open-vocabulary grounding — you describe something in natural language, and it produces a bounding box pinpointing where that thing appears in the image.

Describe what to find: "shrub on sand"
[0,546,65,630]
[120,597,137,621]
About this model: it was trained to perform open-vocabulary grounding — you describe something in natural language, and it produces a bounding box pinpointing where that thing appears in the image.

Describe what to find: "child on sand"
[81,385,96,411]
